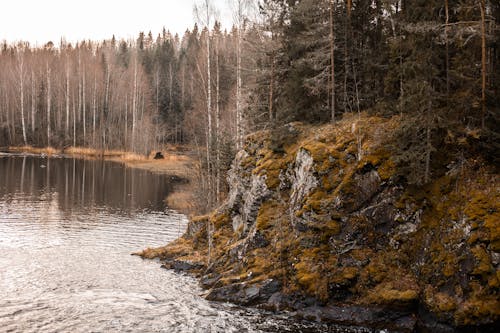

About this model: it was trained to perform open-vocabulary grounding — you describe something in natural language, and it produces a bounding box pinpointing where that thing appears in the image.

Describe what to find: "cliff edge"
[138,114,499,332]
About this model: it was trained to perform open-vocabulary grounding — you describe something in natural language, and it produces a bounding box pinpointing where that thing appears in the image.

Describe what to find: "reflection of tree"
[0,156,173,215]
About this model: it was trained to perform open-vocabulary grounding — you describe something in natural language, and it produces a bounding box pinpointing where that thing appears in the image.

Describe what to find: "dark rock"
[162,259,204,273]
[185,217,207,239]
[260,279,282,296]
[200,274,221,289]
[246,231,270,250]
[298,305,417,333]
[154,152,164,159]
[206,279,282,306]
[244,286,260,300]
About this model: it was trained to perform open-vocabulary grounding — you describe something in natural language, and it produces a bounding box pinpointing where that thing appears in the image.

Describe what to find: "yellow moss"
[210,211,231,229]
[318,220,342,242]
[294,247,332,301]
[362,148,396,181]
[377,159,396,181]
[454,296,500,326]
[253,149,289,189]
[191,215,209,223]
[364,257,389,284]
[246,249,276,278]
[366,278,420,305]
[135,237,196,260]
[331,267,359,285]
[301,141,339,173]
[303,190,330,213]
[321,173,342,192]
[471,245,493,276]
[488,275,500,288]
[256,200,282,230]
[424,287,457,313]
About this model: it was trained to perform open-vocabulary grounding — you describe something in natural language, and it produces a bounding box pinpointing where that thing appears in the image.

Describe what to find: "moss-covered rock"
[141,113,499,331]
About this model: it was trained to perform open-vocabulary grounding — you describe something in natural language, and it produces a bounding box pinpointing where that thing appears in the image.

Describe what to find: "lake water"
[0,154,372,333]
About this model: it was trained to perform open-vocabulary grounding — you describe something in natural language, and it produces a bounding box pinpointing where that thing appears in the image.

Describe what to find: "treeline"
[0,39,158,153]
[0,0,498,211]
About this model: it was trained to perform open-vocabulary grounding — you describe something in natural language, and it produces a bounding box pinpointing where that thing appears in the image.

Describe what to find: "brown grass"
[7,145,193,177]
[7,145,60,155]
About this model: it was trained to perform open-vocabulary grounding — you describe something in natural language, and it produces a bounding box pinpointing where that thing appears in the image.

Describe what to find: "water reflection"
[0,154,172,214]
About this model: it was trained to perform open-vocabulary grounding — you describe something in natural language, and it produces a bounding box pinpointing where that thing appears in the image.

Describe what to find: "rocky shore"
[137,114,499,332]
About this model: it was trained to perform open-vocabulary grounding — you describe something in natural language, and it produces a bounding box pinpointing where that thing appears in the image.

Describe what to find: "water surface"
[0,155,372,333]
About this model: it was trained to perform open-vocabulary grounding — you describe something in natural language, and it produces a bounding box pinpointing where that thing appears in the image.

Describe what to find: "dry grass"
[7,145,60,155]
[165,187,196,214]
[7,145,193,178]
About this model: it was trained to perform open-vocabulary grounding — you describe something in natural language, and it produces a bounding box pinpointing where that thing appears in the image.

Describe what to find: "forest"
[0,0,498,212]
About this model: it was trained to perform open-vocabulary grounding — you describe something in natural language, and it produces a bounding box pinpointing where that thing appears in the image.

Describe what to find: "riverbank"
[3,145,196,214]
[137,114,499,332]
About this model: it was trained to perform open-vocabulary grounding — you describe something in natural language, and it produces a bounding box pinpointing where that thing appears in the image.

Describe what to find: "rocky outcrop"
[142,115,499,332]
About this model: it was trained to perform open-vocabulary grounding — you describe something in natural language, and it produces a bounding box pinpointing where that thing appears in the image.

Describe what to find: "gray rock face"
[288,149,318,228]
[227,150,251,214]
[226,150,271,237]
[230,173,270,236]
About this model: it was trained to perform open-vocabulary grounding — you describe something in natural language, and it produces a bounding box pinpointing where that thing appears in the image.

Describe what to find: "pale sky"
[0,0,233,45]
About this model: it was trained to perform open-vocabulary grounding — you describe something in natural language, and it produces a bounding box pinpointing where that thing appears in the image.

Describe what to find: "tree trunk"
[31,70,36,135]
[46,62,51,147]
[73,91,76,147]
[445,0,450,97]
[18,54,27,145]
[205,3,213,210]
[132,55,138,152]
[66,61,70,140]
[216,34,221,204]
[330,0,336,123]
[82,65,86,144]
[236,26,243,148]
[343,4,351,113]
[480,0,487,128]
[92,74,97,146]
[269,53,275,124]
[424,125,431,184]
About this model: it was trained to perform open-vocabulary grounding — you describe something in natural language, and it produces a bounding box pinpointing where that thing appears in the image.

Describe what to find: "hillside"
[138,114,499,332]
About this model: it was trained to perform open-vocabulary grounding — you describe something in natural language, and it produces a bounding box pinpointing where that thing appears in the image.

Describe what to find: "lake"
[0,154,371,333]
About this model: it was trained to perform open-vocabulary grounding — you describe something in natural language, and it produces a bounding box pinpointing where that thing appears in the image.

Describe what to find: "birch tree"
[15,46,27,145]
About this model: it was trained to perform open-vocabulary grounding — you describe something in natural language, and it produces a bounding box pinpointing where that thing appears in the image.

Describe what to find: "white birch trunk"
[31,70,36,135]
[92,74,97,146]
[46,62,51,146]
[66,61,70,139]
[132,55,138,152]
[18,54,27,145]
[82,65,86,144]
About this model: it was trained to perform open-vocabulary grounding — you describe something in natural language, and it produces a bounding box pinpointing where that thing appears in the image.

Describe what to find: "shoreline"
[3,145,196,214]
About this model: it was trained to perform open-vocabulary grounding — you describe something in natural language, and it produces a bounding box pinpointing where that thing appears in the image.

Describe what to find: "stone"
[153,151,164,159]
